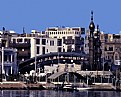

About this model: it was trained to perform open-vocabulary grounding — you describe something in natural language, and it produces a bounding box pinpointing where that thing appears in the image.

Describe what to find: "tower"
[89,11,95,70]
[93,25,102,70]
[89,11,102,71]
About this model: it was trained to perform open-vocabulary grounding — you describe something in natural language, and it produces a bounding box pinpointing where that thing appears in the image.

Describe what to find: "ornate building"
[85,15,121,70]
[0,28,18,78]
[88,11,102,71]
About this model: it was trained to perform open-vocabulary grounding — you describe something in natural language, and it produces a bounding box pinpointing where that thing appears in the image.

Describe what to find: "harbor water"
[0,90,121,97]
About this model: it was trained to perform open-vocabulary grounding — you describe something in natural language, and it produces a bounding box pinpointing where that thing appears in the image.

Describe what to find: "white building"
[0,47,17,76]
[0,30,18,76]
[45,27,85,52]
[10,27,85,61]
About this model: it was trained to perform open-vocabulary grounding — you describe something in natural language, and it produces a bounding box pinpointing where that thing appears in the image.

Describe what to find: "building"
[85,23,121,70]
[45,27,85,52]
[86,11,102,71]
[0,28,18,77]
[8,27,85,64]
[85,31,121,64]
[101,33,121,65]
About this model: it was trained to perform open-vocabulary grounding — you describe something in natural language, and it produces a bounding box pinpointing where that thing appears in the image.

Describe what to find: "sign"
[115,60,121,65]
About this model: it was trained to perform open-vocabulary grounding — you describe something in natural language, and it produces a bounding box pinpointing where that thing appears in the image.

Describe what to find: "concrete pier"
[0,81,120,91]
[0,82,45,90]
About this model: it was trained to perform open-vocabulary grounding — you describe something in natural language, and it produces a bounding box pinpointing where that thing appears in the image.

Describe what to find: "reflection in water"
[0,90,120,97]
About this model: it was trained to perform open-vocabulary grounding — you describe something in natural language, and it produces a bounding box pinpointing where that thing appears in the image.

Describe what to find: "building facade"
[9,27,85,64]
[87,11,102,71]
[45,27,85,52]
[0,28,18,77]
[0,27,85,65]
[85,28,121,66]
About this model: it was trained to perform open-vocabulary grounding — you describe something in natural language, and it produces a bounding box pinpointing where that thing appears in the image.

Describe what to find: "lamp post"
[45,69,48,83]
[34,38,37,82]
[1,47,5,82]
[86,69,88,86]
[101,74,103,83]
[18,72,20,81]
[103,57,105,77]
[81,57,84,71]
[58,51,59,65]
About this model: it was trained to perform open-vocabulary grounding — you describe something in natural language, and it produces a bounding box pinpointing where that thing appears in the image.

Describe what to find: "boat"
[76,87,91,91]
[63,84,78,91]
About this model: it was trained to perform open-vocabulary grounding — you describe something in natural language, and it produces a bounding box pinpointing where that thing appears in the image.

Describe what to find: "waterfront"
[0,90,121,97]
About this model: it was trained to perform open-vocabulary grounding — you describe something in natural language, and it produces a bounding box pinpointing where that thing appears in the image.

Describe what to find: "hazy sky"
[0,0,121,33]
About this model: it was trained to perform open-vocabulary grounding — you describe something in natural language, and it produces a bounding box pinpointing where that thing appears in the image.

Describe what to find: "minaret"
[89,11,95,70]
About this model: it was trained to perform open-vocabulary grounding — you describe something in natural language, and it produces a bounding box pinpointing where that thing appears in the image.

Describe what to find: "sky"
[0,0,121,34]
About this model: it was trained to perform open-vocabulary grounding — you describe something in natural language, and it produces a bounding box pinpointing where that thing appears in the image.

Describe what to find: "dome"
[89,21,95,31]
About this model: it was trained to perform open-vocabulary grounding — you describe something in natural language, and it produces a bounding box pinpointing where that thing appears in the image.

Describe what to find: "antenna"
[91,11,93,21]
[23,27,25,34]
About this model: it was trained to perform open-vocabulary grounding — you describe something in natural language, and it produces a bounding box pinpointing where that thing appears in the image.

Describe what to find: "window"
[105,47,107,51]
[42,47,45,54]
[109,47,113,51]
[81,28,85,34]
[42,39,46,45]
[105,56,107,59]
[36,39,40,44]
[13,39,16,43]
[58,47,61,52]
[50,40,54,46]
[17,38,22,42]
[63,48,65,52]
[4,55,7,61]
[67,36,72,39]
[57,39,62,46]
[115,55,118,60]
[25,39,30,43]
[67,45,72,52]
[37,46,40,54]
[63,37,65,44]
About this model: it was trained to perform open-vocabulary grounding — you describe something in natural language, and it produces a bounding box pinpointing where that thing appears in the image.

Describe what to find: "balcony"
[10,43,30,48]
[105,39,121,44]
[18,51,30,57]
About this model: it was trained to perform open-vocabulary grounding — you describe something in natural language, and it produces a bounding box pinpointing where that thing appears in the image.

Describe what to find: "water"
[0,90,121,97]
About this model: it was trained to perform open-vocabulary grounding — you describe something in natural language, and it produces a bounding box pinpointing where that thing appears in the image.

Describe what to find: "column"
[11,54,13,63]
[14,50,17,74]
[2,47,5,75]
[11,66,12,75]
